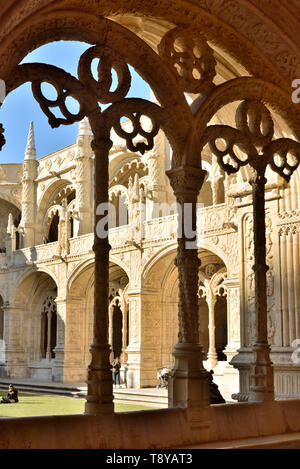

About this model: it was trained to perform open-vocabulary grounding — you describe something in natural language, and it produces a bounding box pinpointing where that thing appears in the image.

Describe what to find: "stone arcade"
[0,0,300,449]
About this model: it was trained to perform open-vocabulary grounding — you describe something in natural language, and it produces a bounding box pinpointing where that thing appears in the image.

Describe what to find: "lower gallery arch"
[6,270,58,381]
[142,246,238,398]
[65,260,129,383]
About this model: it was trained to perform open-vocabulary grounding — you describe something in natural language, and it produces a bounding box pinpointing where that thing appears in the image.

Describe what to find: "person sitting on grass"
[0,384,18,403]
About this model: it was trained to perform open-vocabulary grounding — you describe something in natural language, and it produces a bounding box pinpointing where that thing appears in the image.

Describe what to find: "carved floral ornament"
[1,20,299,171]
[201,100,300,183]
[0,22,222,168]
[3,26,193,158]
[158,26,216,94]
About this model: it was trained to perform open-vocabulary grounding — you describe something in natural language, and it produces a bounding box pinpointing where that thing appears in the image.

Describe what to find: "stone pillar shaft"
[166,166,210,413]
[6,306,26,378]
[52,298,66,382]
[249,173,274,402]
[223,278,240,362]
[85,136,114,415]
[46,310,52,360]
[122,305,128,364]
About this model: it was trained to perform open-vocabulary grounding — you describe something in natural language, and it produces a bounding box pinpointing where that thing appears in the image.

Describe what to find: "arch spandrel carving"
[0,1,299,90]
[3,15,192,164]
[186,77,300,168]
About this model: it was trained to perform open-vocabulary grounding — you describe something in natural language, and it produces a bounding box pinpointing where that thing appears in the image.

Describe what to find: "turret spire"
[25,121,36,160]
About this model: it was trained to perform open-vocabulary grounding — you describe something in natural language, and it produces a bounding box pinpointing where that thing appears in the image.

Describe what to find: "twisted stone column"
[248,172,274,402]
[166,166,210,413]
[85,136,114,415]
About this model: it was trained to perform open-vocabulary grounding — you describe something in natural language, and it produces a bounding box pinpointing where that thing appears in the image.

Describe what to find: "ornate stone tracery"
[158,26,216,94]
[0,6,300,419]
[199,99,300,402]
[2,20,186,415]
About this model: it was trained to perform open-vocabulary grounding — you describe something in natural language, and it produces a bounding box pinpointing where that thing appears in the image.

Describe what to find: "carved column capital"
[166,166,207,200]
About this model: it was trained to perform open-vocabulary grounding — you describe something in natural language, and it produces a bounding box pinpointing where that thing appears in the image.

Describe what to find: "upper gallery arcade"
[0,0,299,449]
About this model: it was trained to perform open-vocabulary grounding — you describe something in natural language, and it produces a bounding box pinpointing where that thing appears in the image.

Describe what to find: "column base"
[52,347,64,382]
[85,344,114,415]
[248,343,274,403]
[168,343,210,409]
[124,347,141,388]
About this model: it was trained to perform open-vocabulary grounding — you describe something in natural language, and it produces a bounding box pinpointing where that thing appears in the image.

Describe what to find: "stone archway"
[8,270,58,380]
[1,1,299,90]
[65,259,129,383]
[0,0,299,418]
[142,246,231,385]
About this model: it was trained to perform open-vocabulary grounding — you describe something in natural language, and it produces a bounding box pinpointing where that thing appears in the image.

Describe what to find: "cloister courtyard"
[0,0,300,450]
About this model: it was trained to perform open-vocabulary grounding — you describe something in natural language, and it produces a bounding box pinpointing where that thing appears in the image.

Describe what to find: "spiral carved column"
[85,136,114,416]
[248,173,274,402]
[166,166,210,412]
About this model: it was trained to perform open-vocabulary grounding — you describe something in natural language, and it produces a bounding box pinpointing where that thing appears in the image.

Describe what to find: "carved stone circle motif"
[104,99,164,155]
[11,43,167,157]
[266,139,300,180]
[235,100,274,147]
[158,26,216,94]
[77,45,131,105]
[1,23,300,186]
[29,65,88,128]
[204,99,300,182]
[205,125,258,175]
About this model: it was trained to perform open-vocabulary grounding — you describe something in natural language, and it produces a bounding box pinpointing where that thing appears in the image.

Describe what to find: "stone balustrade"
[3,204,232,266]
[69,233,93,255]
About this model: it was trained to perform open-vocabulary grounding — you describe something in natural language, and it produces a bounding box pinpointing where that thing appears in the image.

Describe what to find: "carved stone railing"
[109,225,130,248]
[69,233,93,256]
[143,214,178,242]
[68,227,131,255]
[143,203,230,243]
[13,242,59,265]
[198,203,234,235]
[5,203,232,266]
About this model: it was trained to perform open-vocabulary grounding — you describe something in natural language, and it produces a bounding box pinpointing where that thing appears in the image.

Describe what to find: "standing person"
[112,356,121,388]
[0,384,18,403]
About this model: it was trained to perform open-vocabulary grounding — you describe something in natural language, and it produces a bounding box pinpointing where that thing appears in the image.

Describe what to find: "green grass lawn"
[0,392,156,418]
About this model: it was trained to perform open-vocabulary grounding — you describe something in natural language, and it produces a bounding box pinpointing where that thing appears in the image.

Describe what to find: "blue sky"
[0,41,150,164]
